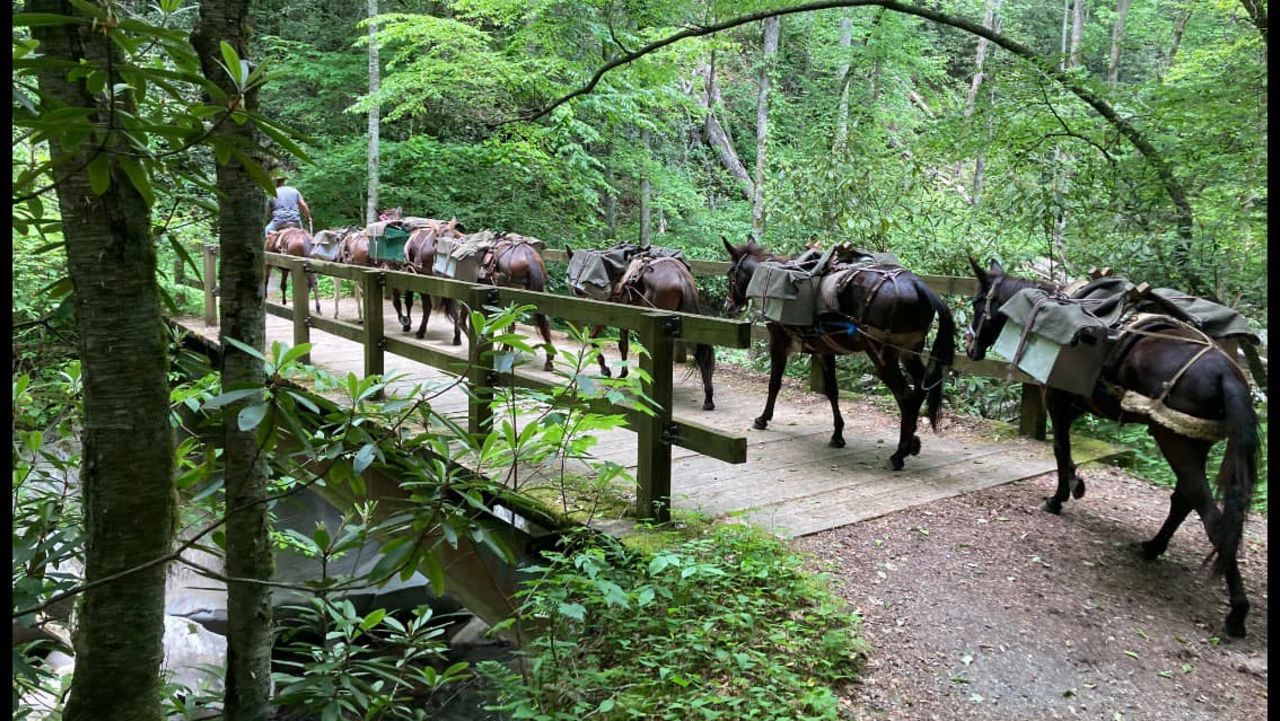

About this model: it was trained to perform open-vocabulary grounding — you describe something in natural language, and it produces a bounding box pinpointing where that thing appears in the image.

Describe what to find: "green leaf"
[557,602,585,621]
[353,443,376,474]
[204,388,263,410]
[237,403,269,431]
[219,41,243,86]
[359,608,386,631]
[86,152,110,195]
[118,156,153,207]
[12,13,85,26]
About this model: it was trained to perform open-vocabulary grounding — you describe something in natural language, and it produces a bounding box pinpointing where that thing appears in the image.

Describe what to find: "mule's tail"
[1214,374,1258,575]
[911,275,955,431]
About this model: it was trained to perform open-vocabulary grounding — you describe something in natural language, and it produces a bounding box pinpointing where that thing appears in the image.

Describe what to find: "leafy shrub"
[478,524,866,721]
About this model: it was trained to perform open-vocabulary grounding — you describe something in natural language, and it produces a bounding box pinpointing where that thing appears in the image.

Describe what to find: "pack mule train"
[964,258,1259,637]
[264,222,323,314]
[565,243,717,411]
[722,238,955,469]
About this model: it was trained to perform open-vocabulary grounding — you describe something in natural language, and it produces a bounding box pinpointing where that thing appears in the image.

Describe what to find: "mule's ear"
[565,245,574,260]
[745,235,762,254]
[967,255,986,283]
[988,259,1004,276]
[722,235,739,260]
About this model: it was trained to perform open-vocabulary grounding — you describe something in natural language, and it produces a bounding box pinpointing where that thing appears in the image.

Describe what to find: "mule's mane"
[989,272,1058,306]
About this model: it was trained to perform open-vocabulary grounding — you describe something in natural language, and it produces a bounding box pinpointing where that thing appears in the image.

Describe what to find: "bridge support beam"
[1019,383,1047,440]
[361,270,385,395]
[467,287,500,437]
[289,258,311,364]
[636,312,678,523]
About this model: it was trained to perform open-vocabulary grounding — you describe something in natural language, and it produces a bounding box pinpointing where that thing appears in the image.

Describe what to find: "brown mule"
[965,258,1258,638]
[402,218,466,345]
[565,246,716,411]
[723,237,954,468]
[264,224,322,314]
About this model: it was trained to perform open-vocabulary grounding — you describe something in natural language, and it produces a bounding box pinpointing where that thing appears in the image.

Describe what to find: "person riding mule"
[963,258,1259,638]
[723,237,954,469]
[264,175,312,239]
[565,243,717,411]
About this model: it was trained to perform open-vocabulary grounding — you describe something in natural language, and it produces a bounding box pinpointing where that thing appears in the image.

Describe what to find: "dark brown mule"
[401,218,466,345]
[311,226,359,318]
[723,238,954,469]
[964,259,1258,637]
[457,234,557,372]
[264,224,322,314]
[565,247,717,411]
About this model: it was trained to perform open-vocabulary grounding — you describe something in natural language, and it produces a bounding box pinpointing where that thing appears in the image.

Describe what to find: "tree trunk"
[1069,0,1085,69]
[1059,0,1071,69]
[1160,6,1193,80]
[695,57,754,201]
[639,127,652,246]
[835,15,853,147]
[752,16,781,239]
[604,160,618,239]
[965,0,1001,117]
[30,3,175,720]
[367,0,380,224]
[191,2,275,719]
[1107,0,1132,85]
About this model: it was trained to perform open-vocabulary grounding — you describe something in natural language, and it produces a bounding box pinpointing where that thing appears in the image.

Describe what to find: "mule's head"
[964,256,1008,361]
[722,235,765,316]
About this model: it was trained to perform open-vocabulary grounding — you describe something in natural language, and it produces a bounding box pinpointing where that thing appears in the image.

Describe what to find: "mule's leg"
[279,267,289,304]
[415,293,434,340]
[447,299,464,346]
[333,279,341,319]
[868,349,921,470]
[617,329,630,379]
[1043,390,1086,514]
[401,290,415,333]
[310,272,321,314]
[753,327,790,430]
[694,343,716,411]
[534,312,555,372]
[1140,427,1213,560]
[820,353,845,448]
[590,325,611,377]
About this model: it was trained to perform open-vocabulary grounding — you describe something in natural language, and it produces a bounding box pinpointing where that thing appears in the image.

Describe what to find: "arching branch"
[513,0,1206,293]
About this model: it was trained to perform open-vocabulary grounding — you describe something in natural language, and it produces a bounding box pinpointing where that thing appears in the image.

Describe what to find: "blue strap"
[821,320,859,336]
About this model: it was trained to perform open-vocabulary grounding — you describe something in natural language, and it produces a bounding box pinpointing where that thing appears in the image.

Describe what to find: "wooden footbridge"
[170,245,1123,538]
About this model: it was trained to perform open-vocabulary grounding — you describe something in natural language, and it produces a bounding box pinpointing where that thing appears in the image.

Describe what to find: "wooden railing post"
[361,270,385,386]
[289,258,311,364]
[808,354,824,394]
[202,243,218,327]
[1018,383,1048,440]
[467,286,499,437]
[636,311,678,523]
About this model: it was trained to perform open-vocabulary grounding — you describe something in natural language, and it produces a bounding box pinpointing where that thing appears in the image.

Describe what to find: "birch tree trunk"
[639,128,652,246]
[1060,0,1071,68]
[1069,0,1086,69]
[367,0,380,224]
[752,16,781,239]
[695,56,754,201]
[1107,0,1132,85]
[191,2,274,719]
[31,3,175,719]
[1160,6,1193,80]
[835,15,852,148]
[968,0,1002,206]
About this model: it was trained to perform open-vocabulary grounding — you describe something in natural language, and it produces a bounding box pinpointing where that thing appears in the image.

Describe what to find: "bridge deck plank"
[171,291,1123,539]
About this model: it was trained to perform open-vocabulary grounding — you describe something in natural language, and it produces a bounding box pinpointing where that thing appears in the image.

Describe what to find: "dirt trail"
[795,458,1268,721]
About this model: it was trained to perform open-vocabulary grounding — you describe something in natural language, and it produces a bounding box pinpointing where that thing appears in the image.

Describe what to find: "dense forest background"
[252,0,1266,316]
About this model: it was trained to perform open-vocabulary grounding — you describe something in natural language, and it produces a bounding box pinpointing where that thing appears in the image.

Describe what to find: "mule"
[264,224,322,314]
[565,246,717,411]
[401,218,466,345]
[458,234,557,372]
[723,238,954,469]
[311,226,359,318]
[964,258,1258,637]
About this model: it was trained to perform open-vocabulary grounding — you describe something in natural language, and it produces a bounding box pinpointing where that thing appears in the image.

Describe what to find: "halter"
[967,276,1004,346]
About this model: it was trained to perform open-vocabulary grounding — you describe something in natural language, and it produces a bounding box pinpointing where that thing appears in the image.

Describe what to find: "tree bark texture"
[835,15,852,147]
[1161,6,1193,80]
[1059,0,1071,69]
[752,16,780,238]
[965,0,1001,116]
[1107,0,1132,85]
[191,2,275,720]
[30,2,175,720]
[695,58,754,201]
[367,0,380,224]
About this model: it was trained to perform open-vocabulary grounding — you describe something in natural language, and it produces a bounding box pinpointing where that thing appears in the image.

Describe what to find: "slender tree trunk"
[752,16,781,239]
[191,3,275,720]
[1059,0,1071,68]
[835,15,852,148]
[1107,0,1132,85]
[367,0,380,224]
[968,1,1001,206]
[604,151,618,239]
[1160,6,1193,80]
[1069,0,1085,69]
[639,128,652,246]
[31,4,175,720]
[695,56,754,200]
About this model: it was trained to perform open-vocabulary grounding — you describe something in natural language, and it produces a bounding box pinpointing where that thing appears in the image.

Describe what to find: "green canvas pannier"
[369,225,411,264]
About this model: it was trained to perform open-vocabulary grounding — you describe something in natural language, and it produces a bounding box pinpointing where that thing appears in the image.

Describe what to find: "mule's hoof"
[829,437,846,449]
[619,368,629,379]
[703,401,715,411]
[1042,497,1064,514]
[415,330,426,340]
[753,418,769,430]
[452,337,462,346]
[1137,540,1165,561]
[909,436,922,456]
[401,324,412,333]
[886,455,905,471]
[1071,477,1087,500]
[1225,603,1249,638]
[543,362,555,373]
[600,367,613,378]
